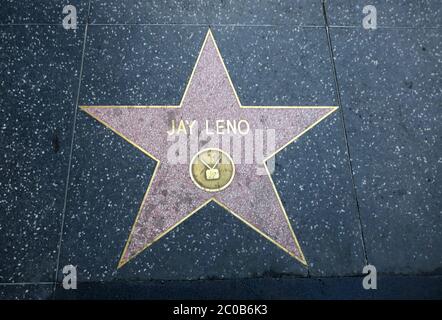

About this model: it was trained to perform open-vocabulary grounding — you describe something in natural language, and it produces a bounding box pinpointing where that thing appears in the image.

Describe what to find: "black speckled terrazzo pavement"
[0,1,441,300]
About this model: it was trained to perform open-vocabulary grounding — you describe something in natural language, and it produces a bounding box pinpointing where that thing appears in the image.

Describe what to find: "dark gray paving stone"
[81,25,337,106]
[81,26,206,105]
[0,25,85,282]
[0,0,89,24]
[274,113,366,276]
[214,26,336,105]
[58,25,361,280]
[331,28,442,274]
[0,283,53,300]
[53,275,442,299]
[216,27,364,276]
[89,0,324,26]
[326,0,442,28]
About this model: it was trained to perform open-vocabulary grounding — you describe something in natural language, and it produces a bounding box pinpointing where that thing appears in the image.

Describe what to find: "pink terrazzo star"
[81,29,337,268]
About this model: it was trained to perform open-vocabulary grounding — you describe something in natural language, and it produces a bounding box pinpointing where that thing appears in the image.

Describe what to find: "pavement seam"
[1,24,441,29]
[2,273,442,286]
[321,0,369,265]
[52,0,92,294]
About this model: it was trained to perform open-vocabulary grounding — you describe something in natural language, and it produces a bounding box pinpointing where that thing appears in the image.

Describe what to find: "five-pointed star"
[81,29,337,268]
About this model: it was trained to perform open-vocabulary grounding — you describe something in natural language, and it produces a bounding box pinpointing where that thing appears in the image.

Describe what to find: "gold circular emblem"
[190,148,235,192]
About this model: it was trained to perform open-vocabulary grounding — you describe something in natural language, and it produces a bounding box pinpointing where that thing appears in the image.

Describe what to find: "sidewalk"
[0,0,440,299]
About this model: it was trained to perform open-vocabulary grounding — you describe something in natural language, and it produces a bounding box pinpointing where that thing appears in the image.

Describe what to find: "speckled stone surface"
[273,113,366,276]
[89,0,324,25]
[331,28,442,274]
[81,26,206,105]
[0,284,53,300]
[0,0,89,24]
[326,0,442,27]
[214,27,337,106]
[0,25,84,282]
[55,25,365,280]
